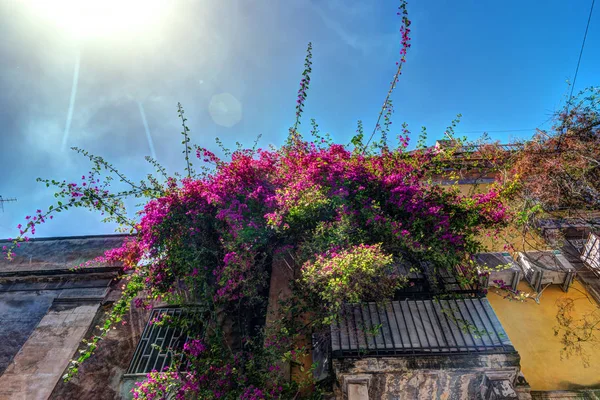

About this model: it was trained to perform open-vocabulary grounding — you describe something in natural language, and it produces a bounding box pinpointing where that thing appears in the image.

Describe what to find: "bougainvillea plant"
[4,1,513,398]
[300,244,401,322]
[506,86,600,367]
[511,86,600,221]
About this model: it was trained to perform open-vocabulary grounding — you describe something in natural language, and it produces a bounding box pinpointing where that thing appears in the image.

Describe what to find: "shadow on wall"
[488,281,600,391]
[557,382,600,391]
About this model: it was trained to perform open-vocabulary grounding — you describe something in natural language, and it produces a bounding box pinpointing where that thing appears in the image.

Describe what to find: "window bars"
[582,232,600,273]
[127,308,188,374]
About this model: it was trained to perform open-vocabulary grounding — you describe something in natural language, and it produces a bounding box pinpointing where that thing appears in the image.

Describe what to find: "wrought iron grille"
[393,261,486,299]
[331,298,515,358]
[127,308,188,374]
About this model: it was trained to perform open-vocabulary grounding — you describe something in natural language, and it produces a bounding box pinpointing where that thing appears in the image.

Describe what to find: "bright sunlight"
[24,0,168,39]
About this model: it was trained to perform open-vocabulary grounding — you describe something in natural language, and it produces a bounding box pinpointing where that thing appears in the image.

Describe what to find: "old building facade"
[1,226,599,399]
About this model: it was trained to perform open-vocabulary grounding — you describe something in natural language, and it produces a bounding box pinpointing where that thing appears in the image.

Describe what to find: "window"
[127,308,188,374]
[582,232,600,272]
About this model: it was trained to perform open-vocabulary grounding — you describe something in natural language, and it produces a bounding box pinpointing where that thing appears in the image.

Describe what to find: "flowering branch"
[178,102,195,178]
[365,0,411,150]
[292,42,313,135]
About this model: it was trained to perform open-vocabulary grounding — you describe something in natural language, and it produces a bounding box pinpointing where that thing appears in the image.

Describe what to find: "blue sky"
[0,0,598,238]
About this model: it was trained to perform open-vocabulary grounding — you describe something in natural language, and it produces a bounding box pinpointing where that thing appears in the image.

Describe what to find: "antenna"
[0,196,17,213]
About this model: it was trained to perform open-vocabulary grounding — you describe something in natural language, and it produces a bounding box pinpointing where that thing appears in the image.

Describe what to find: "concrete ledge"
[0,266,122,278]
[531,390,600,399]
[333,354,523,400]
[333,353,521,374]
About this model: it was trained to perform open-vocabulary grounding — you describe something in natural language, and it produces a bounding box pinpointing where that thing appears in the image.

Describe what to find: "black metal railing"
[331,298,514,358]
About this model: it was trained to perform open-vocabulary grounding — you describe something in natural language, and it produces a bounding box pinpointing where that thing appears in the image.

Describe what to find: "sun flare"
[25,0,168,39]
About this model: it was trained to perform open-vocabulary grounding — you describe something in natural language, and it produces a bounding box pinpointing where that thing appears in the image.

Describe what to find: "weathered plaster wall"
[0,235,127,399]
[50,302,150,400]
[488,281,600,390]
[0,279,112,385]
[0,291,54,375]
[361,370,484,399]
[0,302,100,400]
[333,354,525,400]
[0,281,148,400]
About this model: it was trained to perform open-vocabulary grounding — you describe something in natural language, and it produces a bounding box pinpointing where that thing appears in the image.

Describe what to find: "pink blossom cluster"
[183,339,207,357]
[89,134,509,309]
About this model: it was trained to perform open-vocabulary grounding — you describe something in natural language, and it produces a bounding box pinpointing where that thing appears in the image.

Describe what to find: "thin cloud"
[305,0,395,55]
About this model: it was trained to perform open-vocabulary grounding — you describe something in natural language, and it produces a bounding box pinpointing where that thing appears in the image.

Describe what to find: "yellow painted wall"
[488,280,600,390]
[456,182,600,389]
[480,223,548,253]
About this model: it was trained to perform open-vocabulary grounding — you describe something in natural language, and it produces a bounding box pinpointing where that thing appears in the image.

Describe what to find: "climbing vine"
[3,1,516,398]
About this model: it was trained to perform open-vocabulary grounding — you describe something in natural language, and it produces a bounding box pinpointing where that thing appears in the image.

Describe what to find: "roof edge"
[0,265,123,278]
[0,233,132,244]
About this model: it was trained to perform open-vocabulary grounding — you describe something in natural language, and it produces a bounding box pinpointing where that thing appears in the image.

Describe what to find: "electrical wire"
[456,128,538,134]
[456,116,555,135]
[557,0,595,150]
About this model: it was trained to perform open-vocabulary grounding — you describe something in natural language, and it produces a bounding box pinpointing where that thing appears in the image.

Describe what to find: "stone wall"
[0,235,150,399]
[0,280,114,400]
[0,242,124,399]
[333,353,530,400]
[50,301,150,400]
[0,291,55,375]
[0,301,100,400]
[0,279,151,400]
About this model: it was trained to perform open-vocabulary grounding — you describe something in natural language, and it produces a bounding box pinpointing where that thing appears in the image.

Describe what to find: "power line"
[557,0,595,150]
[568,0,595,106]
[462,2,595,147]
[456,128,538,134]
[456,116,555,135]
